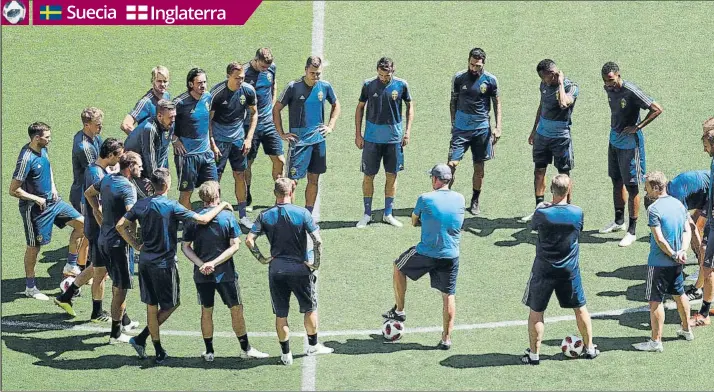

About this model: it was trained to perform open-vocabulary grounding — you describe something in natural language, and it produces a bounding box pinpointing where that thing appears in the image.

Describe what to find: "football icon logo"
[3,0,26,24]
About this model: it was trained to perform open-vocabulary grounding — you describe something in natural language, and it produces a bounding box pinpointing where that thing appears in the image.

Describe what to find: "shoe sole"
[53,299,76,317]
[130,342,148,359]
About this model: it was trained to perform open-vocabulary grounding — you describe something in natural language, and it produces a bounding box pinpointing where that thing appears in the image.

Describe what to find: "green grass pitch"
[2,1,714,390]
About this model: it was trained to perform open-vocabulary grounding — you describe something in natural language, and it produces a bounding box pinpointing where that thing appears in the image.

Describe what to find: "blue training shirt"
[647,195,688,267]
[13,145,53,208]
[137,117,172,178]
[451,70,499,133]
[183,209,240,284]
[210,81,257,142]
[95,173,137,247]
[243,62,277,127]
[83,163,107,241]
[173,92,212,154]
[71,131,102,206]
[278,77,337,147]
[531,204,584,279]
[129,89,171,125]
[605,80,654,149]
[250,203,318,275]
[536,79,579,139]
[359,76,412,144]
[124,195,198,266]
[413,189,465,259]
[667,170,710,211]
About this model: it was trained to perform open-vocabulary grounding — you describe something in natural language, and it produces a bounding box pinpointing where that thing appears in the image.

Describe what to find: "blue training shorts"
[448,127,493,163]
[216,140,247,175]
[361,141,404,176]
[645,265,684,302]
[395,246,459,295]
[533,133,574,171]
[247,123,284,160]
[174,152,218,192]
[20,199,82,247]
[608,136,645,185]
[288,141,327,180]
[522,272,586,312]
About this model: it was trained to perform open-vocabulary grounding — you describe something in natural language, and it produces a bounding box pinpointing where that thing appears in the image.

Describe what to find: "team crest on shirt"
[205,101,210,111]
[317,91,324,102]
[266,73,273,82]
[290,167,297,177]
[182,181,188,189]
[480,83,487,94]
[36,234,43,242]
[391,90,398,100]
[239,95,246,105]
[620,98,627,109]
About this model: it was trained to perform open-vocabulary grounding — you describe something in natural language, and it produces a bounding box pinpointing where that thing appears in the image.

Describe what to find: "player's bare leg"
[467,162,485,215]
[691,267,713,326]
[522,167,548,223]
[574,306,593,348]
[90,266,108,320]
[276,316,293,364]
[179,191,192,210]
[619,185,640,246]
[233,171,247,207]
[269,155,285,180]
[108,286,130,343]
[77,238,88,270]
[447,161,459,189]
[64,219,85,276]
[649,301,665,342]
[600,179,627,234]
[393,264,407,312]
[527,310,545,355]
[441,293,455,344]
[23,245,48,299]
[357,174,375,228]
[383,173,401,227]
[306,173,320,212]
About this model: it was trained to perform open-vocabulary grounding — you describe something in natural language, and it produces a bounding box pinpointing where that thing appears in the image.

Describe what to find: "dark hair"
[28,122,51,139]
[536,59,556,74]
[255,47,274,64]
[469,47,486,62]
[120,151,141,171]
[226,61,243,75]
[99,138,124,159]
[601,61,619,76]
[186,67,206,90]
[151,168,171,190]
[305,56,322,69]
[157,99,175,112]
[377,57,394,72]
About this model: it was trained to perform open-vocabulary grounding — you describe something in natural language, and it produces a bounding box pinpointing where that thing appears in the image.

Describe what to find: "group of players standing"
[10,45,714,365]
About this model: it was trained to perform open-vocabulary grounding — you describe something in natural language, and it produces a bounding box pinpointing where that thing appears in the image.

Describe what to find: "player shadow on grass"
[318,209,415,231]
[596,265,648,303]
[323,334,437,355]
[439,352,558,368]
[462,217,618,247]
[1,246,67,303]
[596,307,691,332]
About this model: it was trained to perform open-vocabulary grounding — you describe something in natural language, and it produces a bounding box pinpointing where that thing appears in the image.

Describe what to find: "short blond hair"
[151,65,170,82]
[274,177,295,197]
[550,174,571,197]
[80,107,104,125]
[198,181,220,203]
[645,171,668,192]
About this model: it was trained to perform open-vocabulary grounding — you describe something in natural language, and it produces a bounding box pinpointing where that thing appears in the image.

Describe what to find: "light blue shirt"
[413,189,465,259]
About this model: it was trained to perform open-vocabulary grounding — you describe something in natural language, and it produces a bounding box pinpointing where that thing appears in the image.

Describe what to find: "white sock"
[395,309,405,316]
[528,351,539,361]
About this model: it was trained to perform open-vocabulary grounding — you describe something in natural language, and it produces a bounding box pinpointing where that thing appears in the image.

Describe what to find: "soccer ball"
[561,335,584,358]
[59,276,81,297]
[382,319,404,341]
[2,1,26,24]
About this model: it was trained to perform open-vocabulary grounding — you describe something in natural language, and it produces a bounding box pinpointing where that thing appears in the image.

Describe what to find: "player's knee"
[625,185,639,197]
[534,167,547,176]
[447,161,459,169]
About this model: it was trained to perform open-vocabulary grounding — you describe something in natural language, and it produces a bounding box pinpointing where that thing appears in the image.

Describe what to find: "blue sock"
[67,252,78,267]
[385,197,394,216]
[306,206,314,213]
[363,197,372,216]
[26,277,36,288]
[238,202,247,218]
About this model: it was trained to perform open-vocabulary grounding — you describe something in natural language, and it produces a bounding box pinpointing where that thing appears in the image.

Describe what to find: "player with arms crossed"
[692,122,714,327]
[274,55,341,214]
[245,178,332,365]
[117,168,232,363]
[521,175,598,365]
[355,57,414,228]
[121,65,171,136]
[181,181,269,362]
[632,171,694,351]
[172,67,218,210]
[244,48,285,207]
[599,62,663,247]
[10,122,85,300]
[448,48,502,215]
[209,61,258,229]
[383,164,464,349]
[522,59,578,222]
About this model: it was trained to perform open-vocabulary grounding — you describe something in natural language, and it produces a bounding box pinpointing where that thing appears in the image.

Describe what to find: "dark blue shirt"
[243,61,277,127]
[173,92,212,154]
[536,79,579,138]
[95,174,137,247]
[124,195,197,266]
[451,70,499,133]
[71,131,102,206]
[278,77,337,146]
[83,163,107,241]
[210,81,257,142]
[13,145,53,208]
[359,76,412,144]
[531,204,584,279]
[183,209,240,284]
[648,196,687,267]
[129,89,171,125]
[413,190,465,259]
[250,203,318,275]
[667,170,710,211]
[136,118,172,178]
[605,80,654,149]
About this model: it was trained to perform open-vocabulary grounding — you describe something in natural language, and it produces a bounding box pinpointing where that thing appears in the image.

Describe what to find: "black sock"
[153,340,164,354]
[91,300,103,318]
[615,209,625,225]
[121,311,131,326]
[535,195,544,206]
[238,334,250,352]
[204,337,214,353]
[472,189,481,203]
[307,334,318,346]
[79,264,86,272]
[111,320,121,338]
[279,340,290,354]
[628,217,637,235]
[60,282,79,302]
[700,301,712,316]
[135,327,150,345]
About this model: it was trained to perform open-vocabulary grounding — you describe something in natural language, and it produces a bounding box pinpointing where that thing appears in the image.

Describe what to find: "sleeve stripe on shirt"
[624,81,653,106]
[451,70,466,94]
[277,81,294,102]
[149,124,158,172]
[210,83,226,107]
[82,137,95,166]
[173,92,190,104]
[15,149,32,181]
[130,93,152,117]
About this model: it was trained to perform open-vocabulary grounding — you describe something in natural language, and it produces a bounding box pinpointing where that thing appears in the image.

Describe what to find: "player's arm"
[412,196,423,227]
[491,95,502,143]
[411,213,421,227]
[682,215,693,254]
[117,216,142,250]
[208,109,222,159]
[181,241,205,268]
[193,201,233,225]
[450,75,459,126]
[403,101,414,147]
[84,182,102,225]
[120,114,136,135]
[355,83,368,149]
[204,237,241,274]
[322,99,341,136]
[141,127,158,177]
[307,229,323,270]
[624,100,663,134]
[528,103,542,145]
[273,101,294,141]
[245,233,271,264]
[9,179,47,210]
[556,72,575,108]
[243,104,258,155]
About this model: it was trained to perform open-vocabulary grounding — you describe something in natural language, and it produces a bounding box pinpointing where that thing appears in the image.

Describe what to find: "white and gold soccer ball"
[3,1,26,24]
[561,335,584,358]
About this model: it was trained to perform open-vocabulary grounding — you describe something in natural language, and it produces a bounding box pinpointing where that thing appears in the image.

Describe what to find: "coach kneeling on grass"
[521,174,598,365]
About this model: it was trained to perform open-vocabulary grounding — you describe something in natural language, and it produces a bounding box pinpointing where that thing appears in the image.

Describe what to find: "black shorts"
[645,265,685,302]
[448,128,493,163]
[704,231,714,269]
[247,125,284,160]
[395,246,459,295]
[532,133,573,171]
[101,241,134,290]
[361,141,404,176]
[88,239,102,267]
[522,272,586,313]
[269,273,317,318]
[174,152,218,192]
[138,262,180,310]
[196,280,242,308]
[608,141,645,185]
